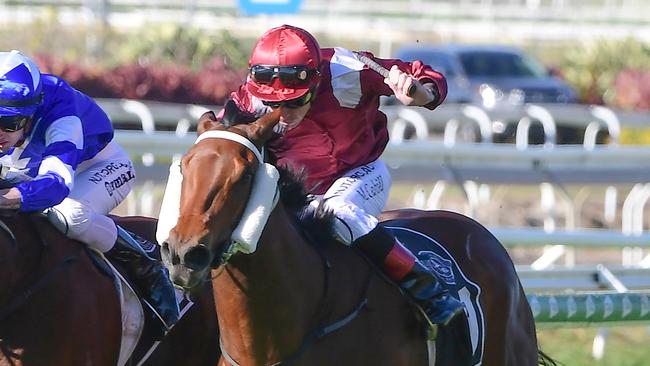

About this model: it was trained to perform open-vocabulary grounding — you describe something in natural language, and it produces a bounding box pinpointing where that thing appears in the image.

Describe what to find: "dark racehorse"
[162,109,555,365]
[0,213,219,366]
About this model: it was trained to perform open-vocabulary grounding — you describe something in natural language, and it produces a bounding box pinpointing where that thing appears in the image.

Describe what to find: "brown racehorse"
[162,109,555,365]
[0,213,220,366]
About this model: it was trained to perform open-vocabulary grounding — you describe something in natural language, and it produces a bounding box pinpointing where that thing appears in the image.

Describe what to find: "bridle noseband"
[193,130,277,267]
[193,130,372,366]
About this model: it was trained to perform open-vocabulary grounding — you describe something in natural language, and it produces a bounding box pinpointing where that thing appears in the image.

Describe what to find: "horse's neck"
[0,216,72,321]
[213,203,326,364]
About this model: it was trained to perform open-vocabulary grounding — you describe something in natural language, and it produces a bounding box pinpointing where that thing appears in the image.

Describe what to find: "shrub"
[34,54,246,105]
[559,39,650,110]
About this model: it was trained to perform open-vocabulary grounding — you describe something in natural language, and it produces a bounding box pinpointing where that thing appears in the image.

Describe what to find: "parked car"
[389,44,578,108]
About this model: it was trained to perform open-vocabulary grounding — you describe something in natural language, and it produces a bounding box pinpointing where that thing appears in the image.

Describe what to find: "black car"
[391,44,578,108]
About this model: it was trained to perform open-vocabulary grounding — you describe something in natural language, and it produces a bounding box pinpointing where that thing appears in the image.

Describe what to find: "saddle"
[88,228,192,366]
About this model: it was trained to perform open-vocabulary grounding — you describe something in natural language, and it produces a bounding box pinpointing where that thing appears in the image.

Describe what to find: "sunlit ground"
[537,326,650,366]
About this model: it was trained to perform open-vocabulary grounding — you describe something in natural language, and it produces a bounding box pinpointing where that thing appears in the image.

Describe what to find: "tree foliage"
[559,39,650,110]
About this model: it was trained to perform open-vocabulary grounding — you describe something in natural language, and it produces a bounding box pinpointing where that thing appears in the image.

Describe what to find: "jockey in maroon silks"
[160,24,464,326]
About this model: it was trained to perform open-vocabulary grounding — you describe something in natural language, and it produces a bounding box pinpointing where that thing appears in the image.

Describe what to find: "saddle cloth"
[90,229,193,366]
[383,224,485,366]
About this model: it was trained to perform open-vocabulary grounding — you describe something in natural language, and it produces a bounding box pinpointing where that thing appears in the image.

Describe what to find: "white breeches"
[46,141,136,252]
[312,159,392,245]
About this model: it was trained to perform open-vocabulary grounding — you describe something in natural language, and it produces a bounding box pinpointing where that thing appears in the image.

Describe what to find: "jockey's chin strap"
[194,130,280,266]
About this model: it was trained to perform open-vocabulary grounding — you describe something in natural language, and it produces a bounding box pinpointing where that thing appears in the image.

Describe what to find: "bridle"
[218,227,374,366]
[196,130,373,365]
[192,129,276,267]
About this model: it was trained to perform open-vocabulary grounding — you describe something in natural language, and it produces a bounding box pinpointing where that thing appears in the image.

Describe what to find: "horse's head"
[161,109,281,289]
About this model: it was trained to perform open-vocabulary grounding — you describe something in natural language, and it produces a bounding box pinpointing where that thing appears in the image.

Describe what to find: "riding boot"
[354,226,465,326]
[105,235,180,335]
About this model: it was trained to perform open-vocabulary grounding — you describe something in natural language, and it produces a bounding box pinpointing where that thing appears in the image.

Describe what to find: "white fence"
[105,98,650,235]
[107,100,650,360]
[106,101,650,276]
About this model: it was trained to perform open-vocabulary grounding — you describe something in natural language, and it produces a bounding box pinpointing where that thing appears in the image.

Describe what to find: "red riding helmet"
[246,24,322,102]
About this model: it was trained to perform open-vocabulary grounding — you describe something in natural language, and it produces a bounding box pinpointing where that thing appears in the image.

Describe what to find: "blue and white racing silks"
[0,74,113,212]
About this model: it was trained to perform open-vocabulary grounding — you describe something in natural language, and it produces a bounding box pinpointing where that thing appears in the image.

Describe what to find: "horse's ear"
[242,108,281,146]
[197,111,222,135]
[221,100,257,127]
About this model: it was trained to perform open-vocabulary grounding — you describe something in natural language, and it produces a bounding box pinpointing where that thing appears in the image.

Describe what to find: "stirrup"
[142,298,174,335]
[415,304,439,341]
[116,225,153,260]
[414,303,464,341]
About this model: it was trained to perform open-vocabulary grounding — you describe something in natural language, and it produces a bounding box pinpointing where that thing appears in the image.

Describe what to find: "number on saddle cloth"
[382,225,485,364]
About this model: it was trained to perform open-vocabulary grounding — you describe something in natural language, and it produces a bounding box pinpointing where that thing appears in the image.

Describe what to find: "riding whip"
[353,52,417,97]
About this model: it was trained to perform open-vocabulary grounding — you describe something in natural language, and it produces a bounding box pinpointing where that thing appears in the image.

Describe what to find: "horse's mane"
[205,112,337,245]
[276,166,337,245]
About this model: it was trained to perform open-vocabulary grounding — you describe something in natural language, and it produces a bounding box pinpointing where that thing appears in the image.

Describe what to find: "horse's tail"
[538,349,561,366]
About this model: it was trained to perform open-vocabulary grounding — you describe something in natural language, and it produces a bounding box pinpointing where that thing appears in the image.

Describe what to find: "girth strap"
[219,293,370,366]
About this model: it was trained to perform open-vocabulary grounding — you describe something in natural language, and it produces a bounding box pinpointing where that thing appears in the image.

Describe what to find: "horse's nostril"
[161,241,181,265]
[183,244,212,271]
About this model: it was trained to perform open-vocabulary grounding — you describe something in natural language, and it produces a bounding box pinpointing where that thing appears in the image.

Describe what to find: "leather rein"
[200,131,374,366]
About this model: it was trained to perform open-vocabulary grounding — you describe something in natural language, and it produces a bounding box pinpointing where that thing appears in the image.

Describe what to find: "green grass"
[537,326,650,366]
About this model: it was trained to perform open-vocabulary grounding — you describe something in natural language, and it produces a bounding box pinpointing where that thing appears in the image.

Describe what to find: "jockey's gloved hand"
[384,65,438,106]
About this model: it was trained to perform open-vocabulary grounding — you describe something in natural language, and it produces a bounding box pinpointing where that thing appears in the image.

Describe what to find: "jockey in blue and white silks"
[0,50,178,333]
[3,73,123,214]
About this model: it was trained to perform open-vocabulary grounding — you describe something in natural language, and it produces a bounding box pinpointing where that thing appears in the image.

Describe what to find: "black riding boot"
[354,226,465,326]
[106,235,180,335]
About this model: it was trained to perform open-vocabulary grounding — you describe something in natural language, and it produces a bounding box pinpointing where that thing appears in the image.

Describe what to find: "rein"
[219,234,375,366]
[0,215,80,322]
[200,130,373,365]
[195,130,276,266]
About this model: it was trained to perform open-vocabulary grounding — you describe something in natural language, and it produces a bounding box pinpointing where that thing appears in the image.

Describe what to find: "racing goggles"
[0,115,29,132]
[262,89,315,109]
[250,64,319,88]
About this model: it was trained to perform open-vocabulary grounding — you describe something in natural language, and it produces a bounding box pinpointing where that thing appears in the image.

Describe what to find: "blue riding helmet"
[0,50,43,117]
